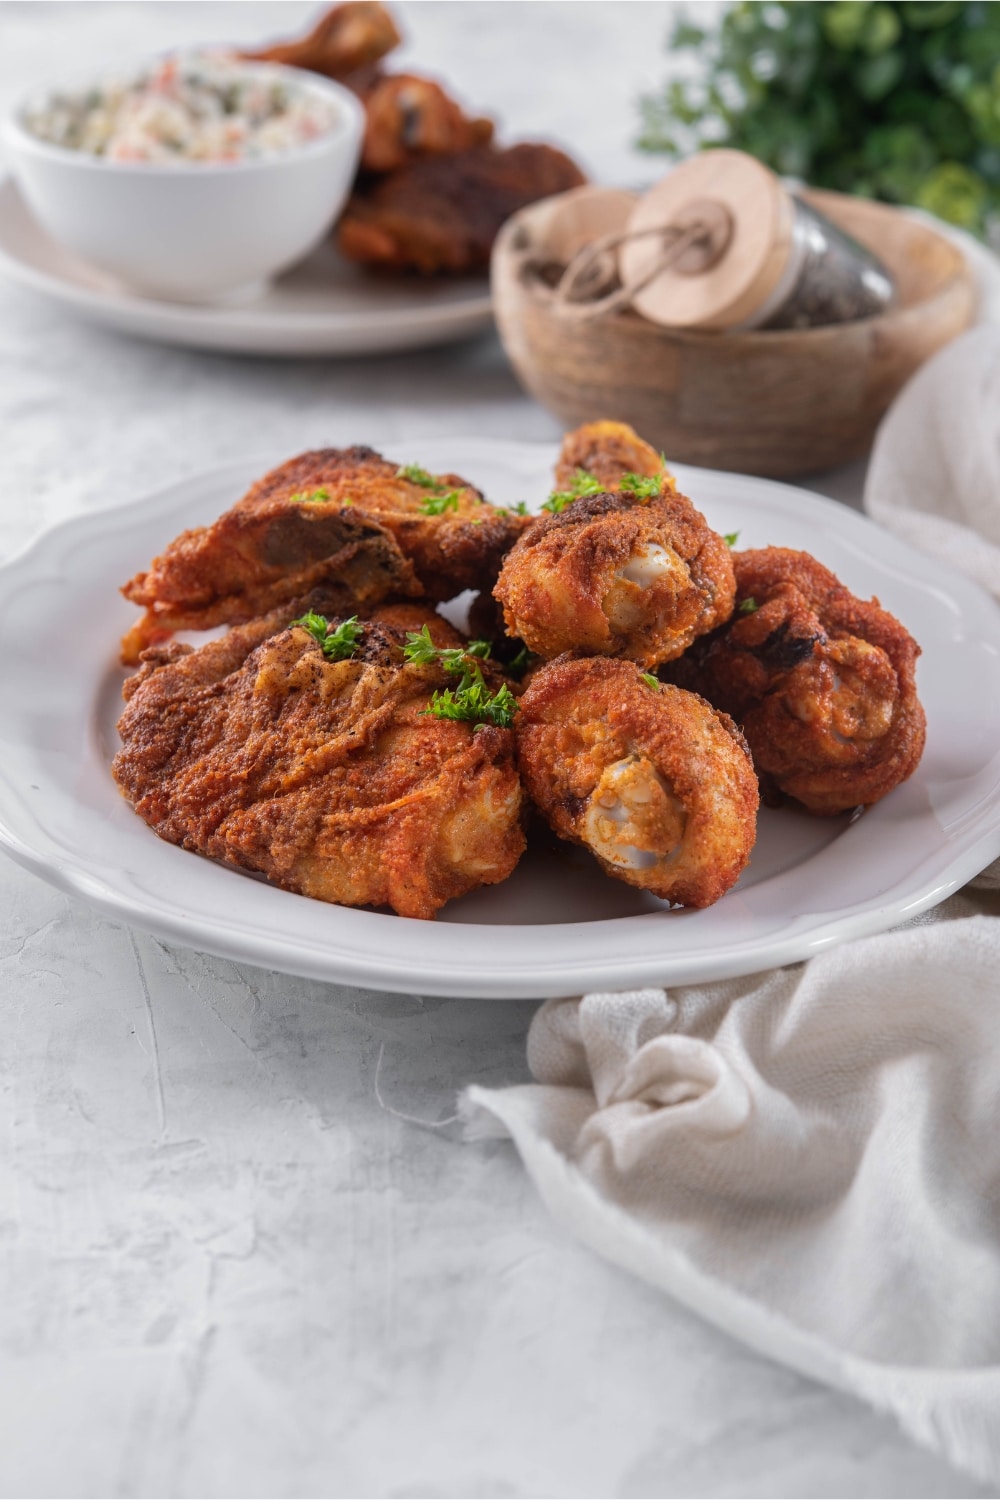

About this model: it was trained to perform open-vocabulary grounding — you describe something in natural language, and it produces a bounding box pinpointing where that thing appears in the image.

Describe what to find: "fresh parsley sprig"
[724,531,740,548]
[402,626,517,729]
[641,672,661,691]
[619,472,664,501]
[402,625,490,671]
[542,469,605,515]
[397,463,444,490]
[738,597,760,615]
[426,680,519,729]
[418,489,462,516]
[291,611,363,661]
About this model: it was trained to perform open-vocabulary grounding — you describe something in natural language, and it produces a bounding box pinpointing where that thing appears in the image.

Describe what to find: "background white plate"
[0,175,493,356]
[2,436,1000,999]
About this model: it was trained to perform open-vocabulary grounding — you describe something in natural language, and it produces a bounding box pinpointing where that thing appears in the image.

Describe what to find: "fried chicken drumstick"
[241,1,401,80]
[114,606,525,919]
[493,489,735,668]
[554,419,673,494]
[517,656,758,908]
[665,546,925,815]
[121,446,527,663]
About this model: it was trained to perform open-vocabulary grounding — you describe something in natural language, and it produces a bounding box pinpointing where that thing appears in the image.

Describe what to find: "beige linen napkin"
[866,323,1000,598]
[463,227,1000,1485]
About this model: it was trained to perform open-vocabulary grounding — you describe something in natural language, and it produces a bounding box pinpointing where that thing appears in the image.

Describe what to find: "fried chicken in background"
[120,445,528,663]
[493,489,735,668]
[114,612,525,920]
[359,72,493,173]
[665,547,925,815]
[241,1,401,82]
[337,142,586,275]
[554,420,675,495]
[241,1,586,276]
[516,656,758,909]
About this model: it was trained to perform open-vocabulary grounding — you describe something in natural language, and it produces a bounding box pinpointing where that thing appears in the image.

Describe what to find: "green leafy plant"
[638,1,1000,238]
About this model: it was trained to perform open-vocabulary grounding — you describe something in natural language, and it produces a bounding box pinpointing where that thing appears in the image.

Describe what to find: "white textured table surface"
[0,5,989,1497]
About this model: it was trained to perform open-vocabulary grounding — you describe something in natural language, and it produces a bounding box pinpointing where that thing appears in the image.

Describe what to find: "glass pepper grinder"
[554,149,896,331]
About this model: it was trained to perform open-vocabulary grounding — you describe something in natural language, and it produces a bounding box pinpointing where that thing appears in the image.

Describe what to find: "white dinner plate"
[2,436,1000,999]
[0,175,493,356]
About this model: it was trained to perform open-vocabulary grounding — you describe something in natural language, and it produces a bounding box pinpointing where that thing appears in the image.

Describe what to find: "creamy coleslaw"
[23,53,341,164]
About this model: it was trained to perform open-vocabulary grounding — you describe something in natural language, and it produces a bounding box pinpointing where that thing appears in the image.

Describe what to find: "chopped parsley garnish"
[402,626,517,729]
[724,531,740,547]
[641,672,661,691]
[619,472,663,501]
[291,611,363,661]
[289,486,331,505]
[738,597,759,615]
[426,679,519,729]
[542,469,605,514]
[510,500,530,516]
[403,625,489,670]
[419,489,461,516]
[397,463,442,489]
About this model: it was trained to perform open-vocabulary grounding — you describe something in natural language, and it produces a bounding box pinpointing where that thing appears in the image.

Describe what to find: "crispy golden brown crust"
[365,600,466,648]
[114,615,525,920]
[554,420,676,494]
[337,143,586,275]
[120,506,414,666]
[493,490,735,667]
[666,546,925,815]
[120,446,529,663]
[516,656,758,908]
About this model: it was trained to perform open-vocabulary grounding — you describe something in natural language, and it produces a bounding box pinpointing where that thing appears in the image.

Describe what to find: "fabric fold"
[464,899,1000,1484]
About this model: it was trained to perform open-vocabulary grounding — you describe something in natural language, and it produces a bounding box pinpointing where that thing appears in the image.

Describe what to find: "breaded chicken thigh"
[665,547,925,815]
[517,656,758,908]
[121,446,527,663]
[114,610,525,919]
[493,490,735,667]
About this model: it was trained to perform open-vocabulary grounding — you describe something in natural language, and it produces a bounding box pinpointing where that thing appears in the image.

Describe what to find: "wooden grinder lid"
[620,150,795,331]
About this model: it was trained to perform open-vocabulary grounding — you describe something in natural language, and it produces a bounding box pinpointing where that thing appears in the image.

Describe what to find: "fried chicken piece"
[493,490,735,668]
[337,142,586,275]
[120,492,416,666]
[114,611,525,920]
[121,446,528,663]
[365,600,466,649]
[665,547,925,815]
[360,72,493,172]
[516,656,758,908]
[554,420,675,495]
[241,1,401,78]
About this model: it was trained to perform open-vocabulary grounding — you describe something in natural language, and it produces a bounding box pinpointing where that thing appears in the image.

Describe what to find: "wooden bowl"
[491,188,975,478]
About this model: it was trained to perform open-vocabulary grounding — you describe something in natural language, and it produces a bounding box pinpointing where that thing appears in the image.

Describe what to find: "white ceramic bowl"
[2,62,365,303]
